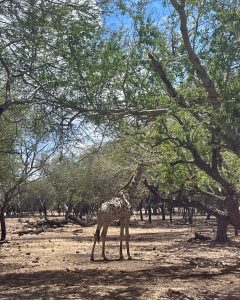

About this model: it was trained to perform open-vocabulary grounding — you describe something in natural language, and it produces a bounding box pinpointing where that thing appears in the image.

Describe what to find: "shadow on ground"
[1,260,240,299]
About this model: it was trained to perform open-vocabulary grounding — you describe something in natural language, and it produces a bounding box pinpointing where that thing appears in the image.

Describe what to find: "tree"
[65,0,240,240]
[0,0,104,238]
[146,0,240,235]
[0,107,53,240]
[0,0,102,117]
[20,179,56,216]
[46,140,144,216]
[91,0,240,240]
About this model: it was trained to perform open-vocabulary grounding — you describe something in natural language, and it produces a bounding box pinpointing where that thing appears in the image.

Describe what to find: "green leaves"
[0,0,239,208]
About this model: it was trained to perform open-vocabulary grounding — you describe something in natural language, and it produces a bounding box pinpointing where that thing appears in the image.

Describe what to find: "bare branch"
[62,105,169,119]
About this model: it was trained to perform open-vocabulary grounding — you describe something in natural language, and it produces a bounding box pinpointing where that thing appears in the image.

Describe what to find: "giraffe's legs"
[119,219,124,260]
[125,219,132,260]
[101,225,109,261]
[90,224,102,261]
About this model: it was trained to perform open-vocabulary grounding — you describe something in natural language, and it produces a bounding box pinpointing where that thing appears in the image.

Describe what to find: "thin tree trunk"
[43,202,47,217]
[153,207,158,215]
[0,208,6,241]
[188,207,194,224]
[148,205,152,223]
[65,203,73,220]
[169,204,173,223]
[206,213,211,221]
[234,228,238,237]
[136,199,144,221]
[160,204,166,221]
[140,207,143,221]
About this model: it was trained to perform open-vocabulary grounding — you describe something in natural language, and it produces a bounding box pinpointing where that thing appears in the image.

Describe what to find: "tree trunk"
[160,204,166,221]
[0,208,6,241]
[65,203,73,220]
[169,205,173,223]
[148,205,152,223]
[225,192,240,229]
[206,213,211,221]
[68,214,94,227]
[234,227,238,237]
[215,216,229,243]
[57,205,61,215]
[188,208,194,224]
[182,207,187,222]
[43,202,47,217]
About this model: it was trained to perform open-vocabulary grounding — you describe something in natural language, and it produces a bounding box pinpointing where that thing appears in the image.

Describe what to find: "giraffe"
[90,161,145,261]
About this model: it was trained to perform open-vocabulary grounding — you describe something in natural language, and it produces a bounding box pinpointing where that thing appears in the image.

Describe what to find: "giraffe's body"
[90,162,144,261]
[97,196,131,224]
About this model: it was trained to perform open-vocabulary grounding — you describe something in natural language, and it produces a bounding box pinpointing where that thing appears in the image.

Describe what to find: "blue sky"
[104,0,170,32]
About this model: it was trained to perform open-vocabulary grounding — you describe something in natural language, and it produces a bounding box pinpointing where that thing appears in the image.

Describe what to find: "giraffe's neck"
[121,163,143,199]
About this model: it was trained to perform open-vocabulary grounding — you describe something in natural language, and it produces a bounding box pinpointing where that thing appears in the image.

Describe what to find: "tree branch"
[62,105,169,119]
[170,0,220,109]
[148,52,188,108]
[148,52,240,157]
[170,159,195,166]
[0,100,14,116]
[182,141,234,194]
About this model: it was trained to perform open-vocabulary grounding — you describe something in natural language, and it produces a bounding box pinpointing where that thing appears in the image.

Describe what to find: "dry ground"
[0,215,240,300]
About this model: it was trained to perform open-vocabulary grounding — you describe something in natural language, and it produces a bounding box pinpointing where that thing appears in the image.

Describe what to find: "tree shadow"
[1,259,240,299]
[205,287,240,300]
[11,229,188,245]
[0,262,23,274]
[162,235,240,253]
[0,268,149,299]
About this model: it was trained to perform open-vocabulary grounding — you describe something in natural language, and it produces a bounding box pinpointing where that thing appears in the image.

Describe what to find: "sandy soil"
[0,215,240,300]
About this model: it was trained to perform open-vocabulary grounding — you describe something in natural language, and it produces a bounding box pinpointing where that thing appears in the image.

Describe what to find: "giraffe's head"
[137,160,148,167]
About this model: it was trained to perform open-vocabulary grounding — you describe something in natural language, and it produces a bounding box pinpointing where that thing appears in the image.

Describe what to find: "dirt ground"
[1,215,240,300]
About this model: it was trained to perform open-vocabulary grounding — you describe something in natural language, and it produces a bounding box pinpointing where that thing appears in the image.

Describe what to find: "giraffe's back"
[98,197,131,224]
